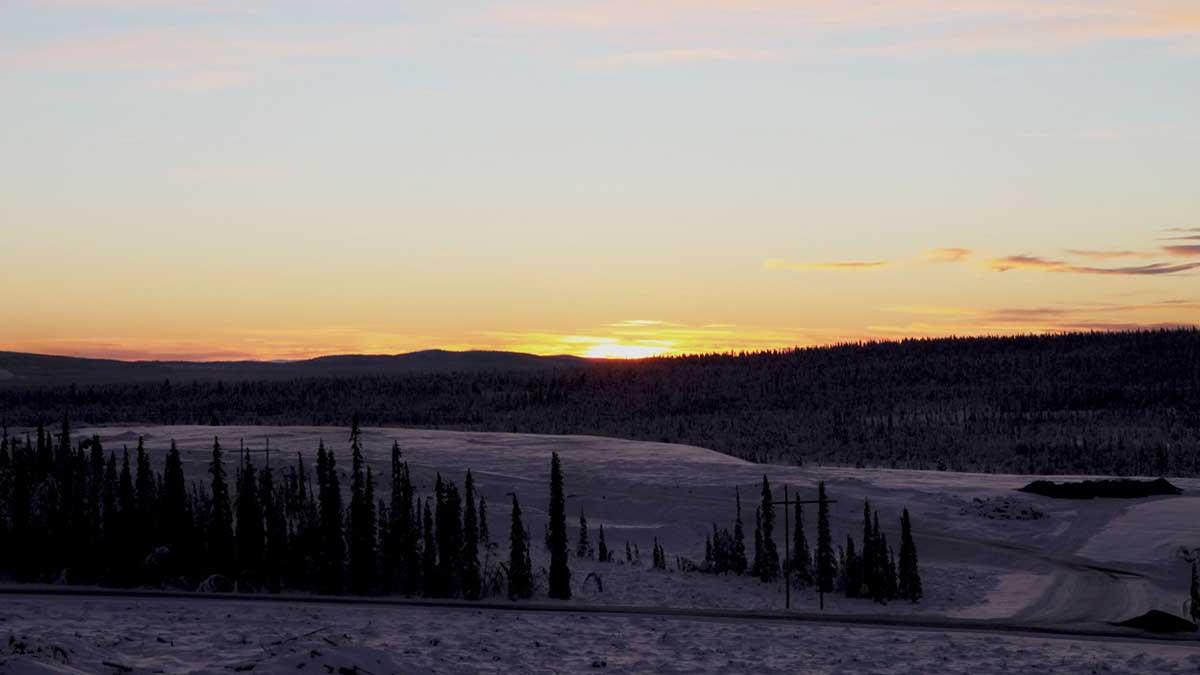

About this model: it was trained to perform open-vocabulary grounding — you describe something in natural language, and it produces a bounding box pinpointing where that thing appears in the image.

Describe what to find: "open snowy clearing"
[59,424,1200,630]
[3,595,1200,675]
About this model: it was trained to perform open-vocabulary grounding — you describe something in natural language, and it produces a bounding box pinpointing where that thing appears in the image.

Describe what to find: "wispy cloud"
[990,254,1200,275]
[489,0,1200,66]
[0,24,412,90]
[1063,249,1152,260]
[924,247,972,263]
[764,258,888,271]
[1163,245,1200,257]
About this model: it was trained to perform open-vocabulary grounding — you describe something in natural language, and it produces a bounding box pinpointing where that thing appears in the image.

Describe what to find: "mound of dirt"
[1113,610,1198,633]
[1019,478,1181,500]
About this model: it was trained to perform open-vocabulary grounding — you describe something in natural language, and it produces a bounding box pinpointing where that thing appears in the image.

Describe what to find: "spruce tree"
[576,507,591,559]
[845,535,863,598]
[134,438,157,553]
[316,440,345,594]
[732,487,748,575]
[754,476,779,581]
[208,438,235,580]
[597,524,609,563]
[261,445,287,593]
[101,452,119,581]
[434,475,465,597]
[860,500,875,599]
[752,506,764,579]
[507,494,533,599]
[348,424,374,595]
[1190,561,1200,624]
[478,494,491,551]
[462,470,482,600]
[897,508,922,602]
[386,442,407,593]
[421,497,436,597]
[235,447,264,588]
[792,501,813,587]
[117,449,137,584]
[871,512,886,603]
[815,481,835,594]
[547,452,571,599]
[162,441,190,564]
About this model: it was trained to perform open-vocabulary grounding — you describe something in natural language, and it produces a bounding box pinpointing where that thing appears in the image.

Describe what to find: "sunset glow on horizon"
[2,1,1197,362]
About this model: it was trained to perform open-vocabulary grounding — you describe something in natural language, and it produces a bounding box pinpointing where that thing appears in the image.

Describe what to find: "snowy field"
[4,425,1198,673]
[3,595,1200,675]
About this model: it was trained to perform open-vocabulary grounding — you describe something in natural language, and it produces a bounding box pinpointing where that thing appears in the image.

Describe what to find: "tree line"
[702,477,923,603]
[3,329,1197,476]
[0,417,585,601]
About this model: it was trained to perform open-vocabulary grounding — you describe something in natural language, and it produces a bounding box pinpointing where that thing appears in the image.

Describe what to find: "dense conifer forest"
[2,329,1197,475]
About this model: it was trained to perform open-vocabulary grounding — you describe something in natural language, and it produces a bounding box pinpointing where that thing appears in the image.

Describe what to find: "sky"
[1,1,1198,360]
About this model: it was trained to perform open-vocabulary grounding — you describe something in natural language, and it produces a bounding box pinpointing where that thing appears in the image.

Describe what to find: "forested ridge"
[2,329,1198,475]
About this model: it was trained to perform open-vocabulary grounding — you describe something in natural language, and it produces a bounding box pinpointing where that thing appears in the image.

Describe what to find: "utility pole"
[770,485,835,610]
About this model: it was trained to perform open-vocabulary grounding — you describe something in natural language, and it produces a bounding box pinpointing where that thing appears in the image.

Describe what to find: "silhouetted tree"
[507,494,533,600]
[547,452,571,599]
[816,481,834,594]
[461,470,482,600]
[897,508,922,602]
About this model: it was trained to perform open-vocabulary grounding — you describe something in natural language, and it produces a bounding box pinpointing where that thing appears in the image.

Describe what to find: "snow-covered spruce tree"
[577,507,591,559]
[547,452,571,599]
[732,487,748,575]
[597,524,609,563]
[815,481,835,594]
[507,494,533,599]
[792,501,813,587]
[208,438,235,581]
[897,508,922,602]
[462,470,482,600]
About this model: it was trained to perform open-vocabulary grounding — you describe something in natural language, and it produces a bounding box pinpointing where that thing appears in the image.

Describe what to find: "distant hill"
[0,349,588,387]
[4,329,1199,477]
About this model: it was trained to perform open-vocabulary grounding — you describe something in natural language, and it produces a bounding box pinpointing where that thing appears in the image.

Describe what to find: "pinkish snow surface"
[3,595,1200,675]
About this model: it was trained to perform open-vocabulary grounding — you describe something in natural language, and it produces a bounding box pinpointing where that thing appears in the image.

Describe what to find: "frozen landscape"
[3,425,1197,673]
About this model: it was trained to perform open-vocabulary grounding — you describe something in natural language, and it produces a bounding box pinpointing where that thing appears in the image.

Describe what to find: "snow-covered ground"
[65,425,1200,624]
[4,425,1194,672]
[3,595,1200,675]
[67,425,1200,624]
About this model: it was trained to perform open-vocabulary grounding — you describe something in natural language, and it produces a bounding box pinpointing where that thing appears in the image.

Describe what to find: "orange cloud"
[764,258,888,271]
[1164,245,1200,257]
[924,247,972,263]
[990,255,1200,275]
[1064,249,1152,260]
